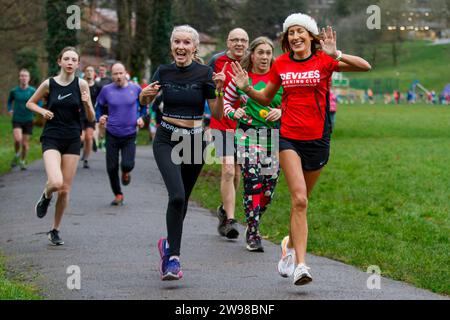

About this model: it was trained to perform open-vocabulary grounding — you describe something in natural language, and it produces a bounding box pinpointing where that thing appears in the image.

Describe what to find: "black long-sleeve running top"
[151,61,216,120]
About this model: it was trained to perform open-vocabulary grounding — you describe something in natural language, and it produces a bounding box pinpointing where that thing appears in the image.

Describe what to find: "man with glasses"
[208,28,249,240]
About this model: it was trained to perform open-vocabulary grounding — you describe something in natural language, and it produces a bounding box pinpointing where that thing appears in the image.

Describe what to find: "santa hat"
[283,13,319,36]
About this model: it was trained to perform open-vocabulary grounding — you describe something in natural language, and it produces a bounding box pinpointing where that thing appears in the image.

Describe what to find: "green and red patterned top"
[223,71,282,149]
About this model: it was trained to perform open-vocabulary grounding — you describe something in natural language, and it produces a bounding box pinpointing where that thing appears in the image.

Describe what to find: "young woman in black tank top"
[26,47,95,246]
[139,25,226,281]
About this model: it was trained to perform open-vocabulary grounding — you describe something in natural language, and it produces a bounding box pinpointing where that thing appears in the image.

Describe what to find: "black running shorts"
[279,136,330,171]
[81,120,95,130]
[41,137,81,156]
[12,121,33,135]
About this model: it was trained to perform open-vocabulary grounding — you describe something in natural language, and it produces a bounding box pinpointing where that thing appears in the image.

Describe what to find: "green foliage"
[149,0,173,74]
[45,0,79,76]
[332,0,352,17]
[14,47,41,86]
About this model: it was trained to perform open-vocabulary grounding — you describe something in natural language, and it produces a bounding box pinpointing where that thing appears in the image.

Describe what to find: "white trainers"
[293,263,312,286]
[277,236,296,277]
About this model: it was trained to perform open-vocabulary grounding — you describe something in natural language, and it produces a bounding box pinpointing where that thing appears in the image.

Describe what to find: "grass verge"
[191,104,450,295]
[0,254,41,300]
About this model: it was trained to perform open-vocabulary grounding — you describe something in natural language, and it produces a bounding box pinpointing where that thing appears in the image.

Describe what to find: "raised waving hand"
[212,62,228,91]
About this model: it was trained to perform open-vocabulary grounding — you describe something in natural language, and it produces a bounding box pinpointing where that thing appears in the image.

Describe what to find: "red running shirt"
[268,51,339,140]
[208,52,238,131]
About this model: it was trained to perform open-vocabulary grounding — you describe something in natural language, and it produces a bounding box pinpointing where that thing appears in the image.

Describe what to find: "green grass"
[0,254,41,300]
[136,126,153,146]
[191,103,450,295]
[347,40,450,93]
[0,116,43,175]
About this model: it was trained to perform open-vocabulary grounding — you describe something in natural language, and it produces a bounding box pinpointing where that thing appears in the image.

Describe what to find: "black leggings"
[105,131,136,196]
[153,122,205,257]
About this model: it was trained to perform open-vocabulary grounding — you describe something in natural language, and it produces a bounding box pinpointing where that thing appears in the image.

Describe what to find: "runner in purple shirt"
[97,62,147,205]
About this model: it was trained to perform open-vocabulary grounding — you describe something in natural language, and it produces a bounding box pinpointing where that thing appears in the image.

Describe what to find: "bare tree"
[378,0,408,66]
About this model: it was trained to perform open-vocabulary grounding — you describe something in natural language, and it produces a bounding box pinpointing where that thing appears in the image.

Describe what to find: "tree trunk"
[130,0,152,81]
[371,46,377,66]
[392,41,397,67]
[115,0,133,68]
[45,0,79,76]
[149,0,173,74]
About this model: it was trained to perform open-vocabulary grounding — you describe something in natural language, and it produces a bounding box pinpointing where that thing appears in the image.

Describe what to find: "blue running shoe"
[164,259,183,280]
[158,237,169,258]
[158,237,183,280]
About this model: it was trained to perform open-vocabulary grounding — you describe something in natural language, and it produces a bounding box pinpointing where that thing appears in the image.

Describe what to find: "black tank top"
[42,77,82,139]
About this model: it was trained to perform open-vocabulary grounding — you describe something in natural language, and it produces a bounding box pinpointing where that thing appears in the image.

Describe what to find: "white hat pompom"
[283,13,319,36]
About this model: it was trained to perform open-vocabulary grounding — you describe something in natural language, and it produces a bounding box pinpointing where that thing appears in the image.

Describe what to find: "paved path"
[0,146,446,300]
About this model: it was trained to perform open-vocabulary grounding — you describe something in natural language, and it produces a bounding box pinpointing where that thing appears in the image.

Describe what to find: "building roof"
[86,8,119,35]
[199,32,218,44]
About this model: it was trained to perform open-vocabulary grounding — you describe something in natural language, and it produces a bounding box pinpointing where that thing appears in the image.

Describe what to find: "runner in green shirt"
[7,69,39,170]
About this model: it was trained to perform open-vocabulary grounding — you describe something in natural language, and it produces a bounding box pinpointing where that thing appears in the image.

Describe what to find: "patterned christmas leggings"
[240,146,280,239]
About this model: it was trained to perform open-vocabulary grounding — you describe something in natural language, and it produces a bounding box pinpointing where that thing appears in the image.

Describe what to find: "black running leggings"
[153,124,205,257]
[105,131,136,196]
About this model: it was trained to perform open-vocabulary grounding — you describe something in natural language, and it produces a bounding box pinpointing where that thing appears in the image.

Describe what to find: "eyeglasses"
[228,38,249,44]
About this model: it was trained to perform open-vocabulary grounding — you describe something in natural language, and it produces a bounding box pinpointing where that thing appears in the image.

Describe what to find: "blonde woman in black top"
[140,25,226,280]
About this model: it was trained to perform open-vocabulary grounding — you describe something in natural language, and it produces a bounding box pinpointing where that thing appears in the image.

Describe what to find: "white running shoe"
[277,236,296,277]
[293,263,312,286]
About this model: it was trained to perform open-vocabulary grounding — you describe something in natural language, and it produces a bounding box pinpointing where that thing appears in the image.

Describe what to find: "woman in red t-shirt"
[231,13,371,286]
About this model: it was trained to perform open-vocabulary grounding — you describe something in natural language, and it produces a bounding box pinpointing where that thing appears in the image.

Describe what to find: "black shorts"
[279,136,330,171]
[41,137,81,156]
[211,129,235,158]
[81,121,95,130]
[12,121,33,135]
